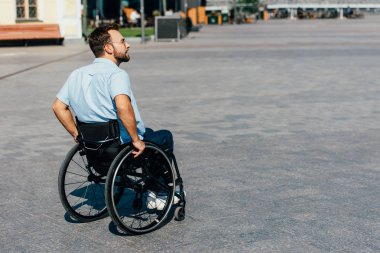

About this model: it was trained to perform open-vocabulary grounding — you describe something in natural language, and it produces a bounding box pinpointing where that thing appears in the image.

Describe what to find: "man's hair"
[88,24,119,57]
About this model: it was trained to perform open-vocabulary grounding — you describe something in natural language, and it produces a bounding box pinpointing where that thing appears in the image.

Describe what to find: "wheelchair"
[58,120,186,234]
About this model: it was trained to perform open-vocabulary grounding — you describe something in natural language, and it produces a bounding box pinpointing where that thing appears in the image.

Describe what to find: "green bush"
[119,27,154,37]
[86,27,154,38]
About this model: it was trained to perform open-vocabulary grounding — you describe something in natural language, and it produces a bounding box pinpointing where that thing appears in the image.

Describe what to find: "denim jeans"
[144,128,174,153]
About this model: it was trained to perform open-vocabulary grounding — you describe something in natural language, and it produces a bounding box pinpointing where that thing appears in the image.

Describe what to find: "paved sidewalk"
[1,16,380,252]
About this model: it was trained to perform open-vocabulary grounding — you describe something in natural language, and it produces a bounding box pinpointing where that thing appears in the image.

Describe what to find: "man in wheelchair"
[52,24,185,233]
[52,23,173,155]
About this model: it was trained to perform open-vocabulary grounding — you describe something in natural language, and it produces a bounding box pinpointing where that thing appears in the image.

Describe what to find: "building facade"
[0,0,82,39]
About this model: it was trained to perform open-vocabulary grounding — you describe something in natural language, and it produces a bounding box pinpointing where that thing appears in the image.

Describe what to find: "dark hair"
[88,24,119,57]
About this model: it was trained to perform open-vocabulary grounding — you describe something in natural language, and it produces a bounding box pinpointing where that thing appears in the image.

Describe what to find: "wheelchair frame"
[58,137,186,234]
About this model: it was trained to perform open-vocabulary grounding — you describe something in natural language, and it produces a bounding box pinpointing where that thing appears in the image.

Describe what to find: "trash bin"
[155,14,185,41]
[259,10,264,20]
[221,13,229,23]
[207,15,218,25]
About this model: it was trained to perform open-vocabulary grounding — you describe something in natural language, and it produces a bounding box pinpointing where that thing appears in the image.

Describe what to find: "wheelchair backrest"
[76,119,121,175]
[76,118,120,146]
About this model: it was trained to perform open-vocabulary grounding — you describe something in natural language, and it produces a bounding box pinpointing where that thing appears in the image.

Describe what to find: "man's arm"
[52,98,78,141]
[114,94,145,157]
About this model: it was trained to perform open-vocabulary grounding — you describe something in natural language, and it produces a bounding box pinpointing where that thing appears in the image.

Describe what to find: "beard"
[114,49,130,62]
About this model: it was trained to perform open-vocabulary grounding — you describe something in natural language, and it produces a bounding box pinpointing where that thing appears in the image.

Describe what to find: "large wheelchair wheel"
[105,142,176,234]
[58,143,110,222]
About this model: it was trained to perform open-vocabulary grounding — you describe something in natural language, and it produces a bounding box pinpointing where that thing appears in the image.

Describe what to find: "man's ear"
[104,43,113,55]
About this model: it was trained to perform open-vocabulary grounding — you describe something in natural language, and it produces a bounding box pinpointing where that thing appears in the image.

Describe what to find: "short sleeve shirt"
[56,58,145,143]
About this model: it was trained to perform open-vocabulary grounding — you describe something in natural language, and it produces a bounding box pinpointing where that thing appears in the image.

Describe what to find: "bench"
[0,23,64,46]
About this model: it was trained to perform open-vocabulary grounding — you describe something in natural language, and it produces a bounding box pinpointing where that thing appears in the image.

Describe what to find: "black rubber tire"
[105,143,176,234]
[58,144,108,222]
[174,206,185,221]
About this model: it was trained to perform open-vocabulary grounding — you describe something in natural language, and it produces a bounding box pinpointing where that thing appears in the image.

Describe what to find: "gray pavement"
[1,16,380,252]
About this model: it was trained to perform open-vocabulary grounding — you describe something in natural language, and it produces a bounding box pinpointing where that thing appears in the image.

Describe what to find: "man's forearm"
[52,99,78,138]
[115,94,141,142]
[117,108,140,142]
[114,95,145,156]
[55,110,77,137]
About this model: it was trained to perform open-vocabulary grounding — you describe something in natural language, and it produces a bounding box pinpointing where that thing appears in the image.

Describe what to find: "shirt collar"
[93,57,117,66]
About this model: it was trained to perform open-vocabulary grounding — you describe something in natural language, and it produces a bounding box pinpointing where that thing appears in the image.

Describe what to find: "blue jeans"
[144,128,174,153]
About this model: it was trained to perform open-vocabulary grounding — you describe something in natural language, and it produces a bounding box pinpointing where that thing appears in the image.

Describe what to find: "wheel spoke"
[88,183,99,216]
[70,182,89,208]
[79,182,90,212]
[65,180,88,186]
[130,216,137,228]
[97,183,105,202]
[80,153,87,166]
[66,171,87,178]
[71,158,89,174]
[66,180,87,198]
[138,215,142,228]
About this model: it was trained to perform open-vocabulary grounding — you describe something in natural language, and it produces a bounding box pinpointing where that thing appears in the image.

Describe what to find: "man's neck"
[100,55,121,66]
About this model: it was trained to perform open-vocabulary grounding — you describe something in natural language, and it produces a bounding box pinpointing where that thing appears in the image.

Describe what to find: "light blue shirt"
[56,58,145,143]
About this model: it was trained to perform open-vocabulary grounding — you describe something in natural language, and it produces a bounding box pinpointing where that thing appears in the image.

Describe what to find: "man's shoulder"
[69,64,95,78]
[107,67,129,82]
[69,62,128,81]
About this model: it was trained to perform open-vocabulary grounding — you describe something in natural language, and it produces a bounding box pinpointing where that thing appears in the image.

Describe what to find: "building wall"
[58,0,82,39]
[0,0,82,39]
[0,0,16,24]
[43,0,59,23]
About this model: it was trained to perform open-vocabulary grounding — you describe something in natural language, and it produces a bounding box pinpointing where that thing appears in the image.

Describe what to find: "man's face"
[108,30,130,62]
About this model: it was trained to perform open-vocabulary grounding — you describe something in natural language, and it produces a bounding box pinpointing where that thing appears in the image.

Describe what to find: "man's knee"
[156,130,174,149]
[144,128,174,151]
[160,130,173,142]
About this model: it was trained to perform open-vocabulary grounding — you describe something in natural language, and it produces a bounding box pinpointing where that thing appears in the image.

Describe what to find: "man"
[52,23,173,158]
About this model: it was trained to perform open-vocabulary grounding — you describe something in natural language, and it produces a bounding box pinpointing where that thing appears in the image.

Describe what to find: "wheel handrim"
[109,145,175,233]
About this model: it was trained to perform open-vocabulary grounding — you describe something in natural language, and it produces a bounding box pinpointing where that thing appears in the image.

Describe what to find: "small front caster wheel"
[174,206,185,221]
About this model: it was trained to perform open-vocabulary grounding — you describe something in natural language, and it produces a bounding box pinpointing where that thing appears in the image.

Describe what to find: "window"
[16,0,38,20]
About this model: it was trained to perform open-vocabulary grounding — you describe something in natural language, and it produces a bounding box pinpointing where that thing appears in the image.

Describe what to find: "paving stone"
[1,17,380,252]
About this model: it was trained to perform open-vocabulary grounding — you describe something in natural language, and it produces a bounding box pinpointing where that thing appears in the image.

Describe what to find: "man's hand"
[132,139,145,157]
[73,133,79,143]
